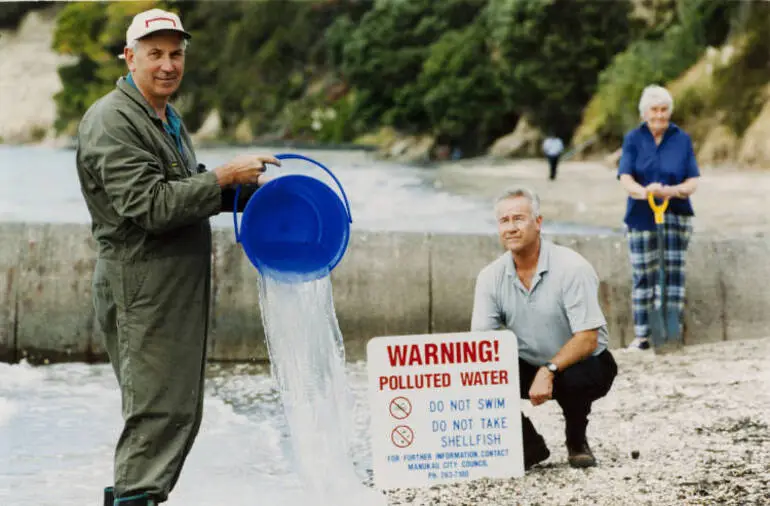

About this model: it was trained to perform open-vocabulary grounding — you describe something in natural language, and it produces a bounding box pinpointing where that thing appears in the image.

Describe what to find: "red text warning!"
[386,340,500,367]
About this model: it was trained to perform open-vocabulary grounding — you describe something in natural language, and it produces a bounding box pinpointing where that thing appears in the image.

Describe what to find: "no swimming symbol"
[389,396,412,420]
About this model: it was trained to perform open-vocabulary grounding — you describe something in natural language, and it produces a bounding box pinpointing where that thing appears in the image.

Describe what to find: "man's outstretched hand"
[215,154,281,187]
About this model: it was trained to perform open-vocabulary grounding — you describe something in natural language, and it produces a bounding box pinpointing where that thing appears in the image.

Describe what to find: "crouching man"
[471,187,618,469]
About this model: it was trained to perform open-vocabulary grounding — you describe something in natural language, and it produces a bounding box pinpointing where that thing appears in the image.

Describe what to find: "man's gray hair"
[638,84,674,118]
[495,187,541,218]
[127,37,189,52]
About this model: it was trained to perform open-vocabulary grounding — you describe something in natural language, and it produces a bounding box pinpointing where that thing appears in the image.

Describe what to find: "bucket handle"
[233,153,353,244]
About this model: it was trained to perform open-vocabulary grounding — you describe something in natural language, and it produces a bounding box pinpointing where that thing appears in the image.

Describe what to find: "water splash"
[257,274,386,506]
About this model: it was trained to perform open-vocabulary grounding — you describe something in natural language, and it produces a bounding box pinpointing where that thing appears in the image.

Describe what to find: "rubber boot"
[104,487,114,506]
[565,410,596,468]
[113,492,157,506]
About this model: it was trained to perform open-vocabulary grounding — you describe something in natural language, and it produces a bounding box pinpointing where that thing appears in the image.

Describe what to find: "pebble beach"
[382,337,770,505]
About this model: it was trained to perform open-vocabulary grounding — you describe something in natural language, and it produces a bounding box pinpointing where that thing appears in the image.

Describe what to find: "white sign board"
[367,330,524,490]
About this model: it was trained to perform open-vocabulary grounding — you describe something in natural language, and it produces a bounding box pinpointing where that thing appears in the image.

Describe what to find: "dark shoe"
[567,440,597,468]
[627,337,650,351]
[104,487,114,506]
[522,414,550,470]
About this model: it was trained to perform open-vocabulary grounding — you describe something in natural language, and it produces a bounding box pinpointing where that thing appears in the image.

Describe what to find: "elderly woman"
[617,85,700,350]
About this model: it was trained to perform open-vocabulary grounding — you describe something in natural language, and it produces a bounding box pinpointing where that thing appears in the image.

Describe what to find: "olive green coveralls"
[76,77,249,502]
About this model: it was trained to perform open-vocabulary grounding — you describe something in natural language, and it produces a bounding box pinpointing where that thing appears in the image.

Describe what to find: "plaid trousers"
[626,214,693,339]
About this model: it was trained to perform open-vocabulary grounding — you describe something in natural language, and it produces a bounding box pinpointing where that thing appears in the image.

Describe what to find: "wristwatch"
[544,362,559,375]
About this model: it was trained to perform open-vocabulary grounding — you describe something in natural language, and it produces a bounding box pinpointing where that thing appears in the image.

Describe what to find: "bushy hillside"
[47,0,635,156]
[2,0,768,167]
[573,0,770,168]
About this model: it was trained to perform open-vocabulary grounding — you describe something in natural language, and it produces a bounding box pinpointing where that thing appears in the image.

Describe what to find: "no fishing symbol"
[391,425,414,448]
[389,396,412,420]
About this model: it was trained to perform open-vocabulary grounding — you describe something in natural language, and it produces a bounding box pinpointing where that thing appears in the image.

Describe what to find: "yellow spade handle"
[648,193,669,225]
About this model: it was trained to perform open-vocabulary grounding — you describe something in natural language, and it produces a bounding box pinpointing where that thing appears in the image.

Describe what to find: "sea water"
[257,274,387,506]
[0,356,378,506]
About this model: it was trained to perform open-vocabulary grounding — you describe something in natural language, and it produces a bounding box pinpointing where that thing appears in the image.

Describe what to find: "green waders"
[93,254,211,502]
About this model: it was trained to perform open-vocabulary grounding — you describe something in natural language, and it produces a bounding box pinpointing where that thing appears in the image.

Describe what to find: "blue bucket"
[233,153,353,283]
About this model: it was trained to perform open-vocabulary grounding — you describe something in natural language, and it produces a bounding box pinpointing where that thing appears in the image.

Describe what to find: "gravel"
[381,337,770,505]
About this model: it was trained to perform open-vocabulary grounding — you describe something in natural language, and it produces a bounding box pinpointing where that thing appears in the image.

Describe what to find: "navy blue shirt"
[618,122,700,231]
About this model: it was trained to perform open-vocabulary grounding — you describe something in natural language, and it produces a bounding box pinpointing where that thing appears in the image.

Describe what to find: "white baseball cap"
[125,8,191,48]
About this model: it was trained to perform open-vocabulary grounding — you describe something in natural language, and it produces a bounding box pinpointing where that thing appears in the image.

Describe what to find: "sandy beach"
[385,336,770,506]
[424,158,770,239]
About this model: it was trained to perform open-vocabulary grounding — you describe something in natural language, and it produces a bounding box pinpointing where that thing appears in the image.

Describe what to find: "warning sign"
[367,330,524,490]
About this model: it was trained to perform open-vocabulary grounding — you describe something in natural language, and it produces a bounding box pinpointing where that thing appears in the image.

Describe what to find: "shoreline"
[383,336,770,506]
[3,141,768,239]
[419,156,770,239]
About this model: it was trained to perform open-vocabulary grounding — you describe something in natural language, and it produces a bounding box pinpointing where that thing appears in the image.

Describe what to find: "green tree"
[0,1,54,30]
[52,0,165,134]
[51,0,364,138]
[184,1,315,132]
[174,0,367,135]
[580,0,738,145]
[335,0,486,133]
[710,1,770,136]
[416,23,510,153]
[488,0,634,141]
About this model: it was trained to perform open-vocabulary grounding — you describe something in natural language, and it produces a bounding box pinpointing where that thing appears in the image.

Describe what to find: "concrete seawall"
[0,223,767,364]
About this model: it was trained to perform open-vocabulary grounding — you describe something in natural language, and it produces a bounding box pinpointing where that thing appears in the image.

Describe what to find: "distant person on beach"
[541,135,564,180]
[617,85,700,351]
[75,8,279,506]
[471,187,618,470]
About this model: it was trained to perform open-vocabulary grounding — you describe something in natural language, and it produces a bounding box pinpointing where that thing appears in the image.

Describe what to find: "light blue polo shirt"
[471,239,609,366]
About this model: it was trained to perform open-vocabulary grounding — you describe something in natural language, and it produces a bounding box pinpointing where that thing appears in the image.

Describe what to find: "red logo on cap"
[145,17,176,28]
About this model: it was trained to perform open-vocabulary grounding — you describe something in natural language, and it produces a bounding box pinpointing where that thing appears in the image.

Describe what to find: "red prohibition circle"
[389,396,412,419]
[391,425,414,448]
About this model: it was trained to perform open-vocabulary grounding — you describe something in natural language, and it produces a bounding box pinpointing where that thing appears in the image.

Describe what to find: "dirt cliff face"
[0,6,75,145]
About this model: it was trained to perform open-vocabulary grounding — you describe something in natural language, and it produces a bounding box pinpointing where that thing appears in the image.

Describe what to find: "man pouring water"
[471,187,618,470]
[75,8,279,506]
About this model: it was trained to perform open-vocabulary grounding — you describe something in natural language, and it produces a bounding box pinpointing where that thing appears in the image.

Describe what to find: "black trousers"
[519,350,617,446]
[547,155,560,180]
